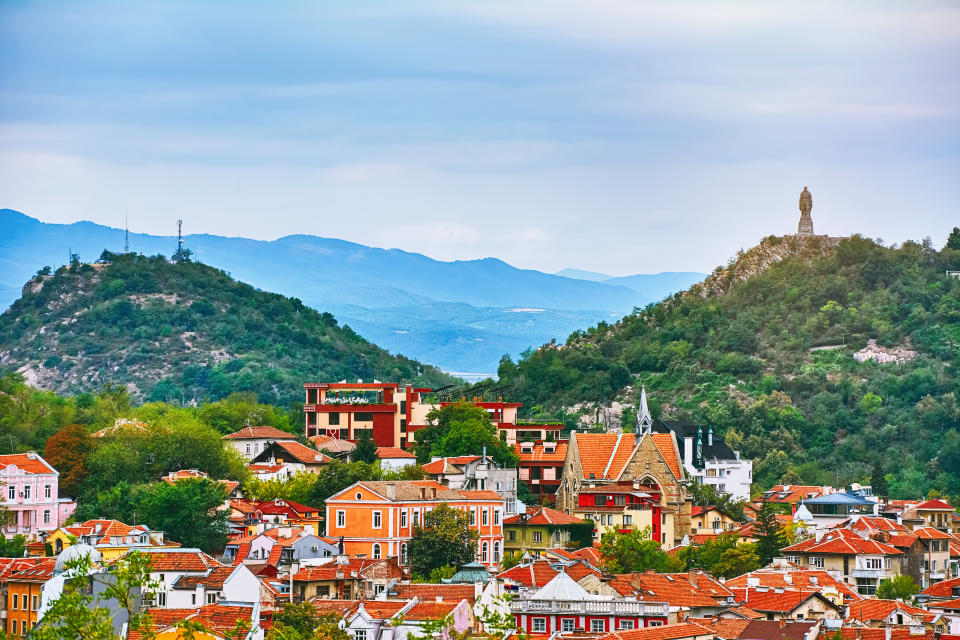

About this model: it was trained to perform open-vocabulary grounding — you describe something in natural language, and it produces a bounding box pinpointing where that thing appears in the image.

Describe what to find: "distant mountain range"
[0,209,705,374]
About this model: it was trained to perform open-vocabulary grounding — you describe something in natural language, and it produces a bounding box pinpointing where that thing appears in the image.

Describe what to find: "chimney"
[778,619,786,630]
[386,483,396,500]
[684,437,693,470]
[884,628,891,640]
[689,569,700,587]
[483,445,487,463]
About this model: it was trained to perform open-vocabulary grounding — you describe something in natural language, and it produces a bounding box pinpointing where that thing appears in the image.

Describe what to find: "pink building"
[0,452,76,540]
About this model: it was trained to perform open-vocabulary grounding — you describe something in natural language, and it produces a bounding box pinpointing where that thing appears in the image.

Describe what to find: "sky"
[1,1,958,276]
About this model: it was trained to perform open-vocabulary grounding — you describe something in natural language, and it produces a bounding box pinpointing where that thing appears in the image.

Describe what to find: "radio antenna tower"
[177,219,183,255]
[124,210,130,253]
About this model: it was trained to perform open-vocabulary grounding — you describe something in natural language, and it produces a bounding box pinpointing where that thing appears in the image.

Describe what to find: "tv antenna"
[124,210,130,253]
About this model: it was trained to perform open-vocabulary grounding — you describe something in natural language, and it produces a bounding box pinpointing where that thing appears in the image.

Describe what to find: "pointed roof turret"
[636,386,653,443]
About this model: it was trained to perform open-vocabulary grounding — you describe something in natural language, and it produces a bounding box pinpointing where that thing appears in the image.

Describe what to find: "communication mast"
[124,210,129,253]
[177,219,183,255]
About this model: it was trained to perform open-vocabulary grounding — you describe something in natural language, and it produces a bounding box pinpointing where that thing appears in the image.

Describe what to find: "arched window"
[372,543,381,559]
[493,541,500,563]
[400,543,408,565]
[481,541,489,563]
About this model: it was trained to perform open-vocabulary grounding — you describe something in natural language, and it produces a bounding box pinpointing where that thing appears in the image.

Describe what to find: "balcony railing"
[511,599,669,617]
[850,569,884,579]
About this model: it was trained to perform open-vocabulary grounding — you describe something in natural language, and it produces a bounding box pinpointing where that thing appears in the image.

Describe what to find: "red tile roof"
[137,550,222,572]
[308,435,355,453]
[293,558,389,582]
[0,452,56,475]
[928,598,960,610]
[819,628,948,640]
[422,456,481,474]
[762,486,832,503]
[223,425,298,440]
[497,560,563,587]
[847,598,935,623]
[504,506,585,526]
[847,516,908,533]
[921,576,960,598]
[514,442,568,463]
[781,528,903,556]
[576,433,635,480]
[355,601,408,619]
[172,565,237,590]
[726,569,861,602]
[390,583,477,604]
[914,499,954,510]
[456,490,504,500]
[404,600,462,620]
[377,447,417,459]
[0,557,56,582]
[732,589,835,614]
[270,440,332,464]
[256,499,322,517]
[612,571,733,606]
[913,526,953,540]
[162,469,240,494]
[600,622,714,640]
[650,433,682,479]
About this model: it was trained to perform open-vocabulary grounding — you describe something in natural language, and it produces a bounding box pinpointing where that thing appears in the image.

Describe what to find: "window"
[470,509,477,526]
[191,593,197,605]
[12,594,18,609]
[618,621,634,630]
[32,595,38,610]
[45,484,52,499]
[623,515,632,526]
[533,531,542,543]
[355,413,373,422]
[533,619,546,633]
[496,481,503,491]
[401,510,407,528]
[866,558,882,570]
[329,413,340,425]
[401,543,408,565]
[337,511,346,528]
[649,621,664,627]
[372,543,381,559]
[22,595,27,610]
[374,584,385,595]
[207,592,217,604]
[373,511,382,528]
[245,444,251,455]
[43,510,51,524]
[355,630,367,640]
[856,578,877,596]
[23,485,31,500]
[413,511,420,526]
[591,620,605,632]
[562,620,575,632]
[494,510,501,526]
[12,620,17,636]
[482,509,489,526]
[508,530,516,541]
[8,486,14,500]
[158,592,166,606]
[482,541,489,563]
[713,519,721,531]
[595,495,607,506]
[494,541,501,563]
[810,556,824,568]
[615,495,626,506]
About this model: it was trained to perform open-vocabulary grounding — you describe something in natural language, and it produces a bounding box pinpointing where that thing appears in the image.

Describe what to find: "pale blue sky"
[1,1,957,275]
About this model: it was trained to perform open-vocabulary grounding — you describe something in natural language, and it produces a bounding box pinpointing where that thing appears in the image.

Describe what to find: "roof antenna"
[124,210,130,253]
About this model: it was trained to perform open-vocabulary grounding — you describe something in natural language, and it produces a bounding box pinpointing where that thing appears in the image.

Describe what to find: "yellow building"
[47,519,179,561]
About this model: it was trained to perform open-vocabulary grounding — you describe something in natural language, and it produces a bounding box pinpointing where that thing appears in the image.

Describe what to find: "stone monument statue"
[797,186,814,236]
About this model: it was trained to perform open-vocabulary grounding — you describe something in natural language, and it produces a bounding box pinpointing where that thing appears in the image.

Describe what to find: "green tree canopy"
[352,429,378,464]
[599,527,680,574]
[876,575,920,601]
[135,477,230,552]
[408,502,479,579]
[413,402,518,466]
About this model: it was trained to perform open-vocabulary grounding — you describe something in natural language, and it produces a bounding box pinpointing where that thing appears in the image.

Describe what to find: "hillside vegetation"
[497,231,960,498]
[0,252,455,404]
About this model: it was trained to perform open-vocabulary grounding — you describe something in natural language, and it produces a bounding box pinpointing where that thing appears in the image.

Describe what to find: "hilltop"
[0,210,704,374]
[497,231,960,498]
[0,252,456,404]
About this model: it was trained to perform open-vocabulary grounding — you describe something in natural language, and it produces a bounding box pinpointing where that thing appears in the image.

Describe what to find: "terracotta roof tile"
[514,442,568,463]
[270,440,332,464]
[920,576,960,598]
[914,499,954,510]
[356,601,408,619]
[732,589,834,614]
[404,601,462,620]
[377,447,416,459]
[497,560,561,587]
[223,425,298,440]
[847,598,935,623]
[726,569,861,602]
[576,433,636,480]
[781,528,902,556]
[422,456,480,473]
[504,506,585,526]
[928,598,960,610]
[650,433,681,479]
[137,550,222,572]
[614,571,734,607]
[0,452,56,475]
[913,526,953,540]
[601,622,714,640]
[173,566,237,590]
[390,583,477,604]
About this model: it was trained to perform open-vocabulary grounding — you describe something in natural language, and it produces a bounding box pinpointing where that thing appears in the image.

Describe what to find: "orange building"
[1,557,55,638]
[325,480,504,568]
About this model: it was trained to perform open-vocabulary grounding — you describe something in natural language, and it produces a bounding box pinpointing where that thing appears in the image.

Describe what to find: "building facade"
[0,452,75,540]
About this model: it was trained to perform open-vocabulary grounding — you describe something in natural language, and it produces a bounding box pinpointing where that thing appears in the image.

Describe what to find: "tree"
[871,461,889,499]
[876,574,920,601]
[946,227,960,251]
[711,543,761,578]
[599,527,679,574]
[44,424,93,497]
[352,429,378,464]
[754,499,787,566]
[135,478,229,552]
[408,503,479,579]
[267,603,350,640]
[413,402,517,466]
[685,483,746,521]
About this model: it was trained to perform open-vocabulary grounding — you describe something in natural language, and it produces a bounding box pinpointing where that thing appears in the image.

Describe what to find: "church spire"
[636,386,653,439]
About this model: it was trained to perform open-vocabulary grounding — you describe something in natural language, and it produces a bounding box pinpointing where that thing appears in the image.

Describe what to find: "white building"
[134,548,260,609]
[222,426,299,461]
[641,389,751,501]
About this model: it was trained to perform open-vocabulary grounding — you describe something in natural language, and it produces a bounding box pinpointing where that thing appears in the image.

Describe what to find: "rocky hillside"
[0,252,456,404]
[497,231,960,498]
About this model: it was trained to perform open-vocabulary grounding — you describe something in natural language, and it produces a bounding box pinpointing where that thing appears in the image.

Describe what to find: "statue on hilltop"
[797,186,814,236]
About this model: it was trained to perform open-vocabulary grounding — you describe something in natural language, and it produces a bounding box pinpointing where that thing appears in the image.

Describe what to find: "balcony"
[511,599,669,617]
[851,569,884,579]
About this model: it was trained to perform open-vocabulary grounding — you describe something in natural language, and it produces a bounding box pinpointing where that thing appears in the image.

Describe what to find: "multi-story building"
[132,548,260,609]
[653,420,752,502]
[325,480,504,568]
[781,528,903,596]
[422,455,519,514]
[514,440,567,506]
[502,506,588,559]
[222,425,299,461]
[46,519,179,559]
[902,499,956,533]
[572,483,671,548]
[0,452,75,540]
[292,555,405,600]
[302,380,562,451]
[556,421,689,546]
[1,557,55,639]
[688,506,742,537]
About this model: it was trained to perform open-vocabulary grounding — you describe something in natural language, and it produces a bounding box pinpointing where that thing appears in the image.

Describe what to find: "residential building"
[135,603,264,640]
[376,447,417,471]
[798,493,877,530]
[292,556,404,600]
[132,549,260,609]
[729,588,842,621]
[222,526,338,567]
[689,506,742,537]
[557,424,688,545]
[324,480,504,568]
[596,623,716,640]
[725,560,862,605]
[514,440,567,506]
[845,598,941,629]
[0,452,76,540]
[901,499,956,533]
[759,487,835,513]
[510,570,670,634]
[781,528,903,596]
[607,570,736,622]
[308,434,356,460]
[691,618,818,640]
[573,483,671,548]
[1,557,55,638]
[250,440,332,474]
[844,516,952,588]
[496,558,601,595]
[222,425,299,461]
[46,518,179,559]
[162,469,242,498]
[339,597,475,640]
[423,455,519,514]
[503,506,588,559]
[925,597,960,634]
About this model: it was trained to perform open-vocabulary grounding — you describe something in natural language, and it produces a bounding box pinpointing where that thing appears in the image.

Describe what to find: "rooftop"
[222,425,298,440]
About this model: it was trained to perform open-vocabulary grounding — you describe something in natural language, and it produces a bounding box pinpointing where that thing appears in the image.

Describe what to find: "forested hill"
[497,231,960,499]
[0,252,456,404]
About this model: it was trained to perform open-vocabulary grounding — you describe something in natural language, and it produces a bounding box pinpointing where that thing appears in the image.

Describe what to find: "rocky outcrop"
[853,339,917,364]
